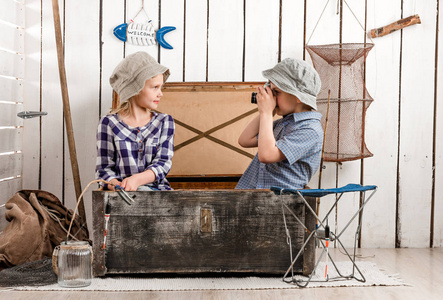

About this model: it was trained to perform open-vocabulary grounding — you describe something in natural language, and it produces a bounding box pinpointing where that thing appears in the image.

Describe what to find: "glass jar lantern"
[53,241,93,288]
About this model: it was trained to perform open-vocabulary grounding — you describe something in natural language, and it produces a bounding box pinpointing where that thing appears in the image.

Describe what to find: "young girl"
[96,51,175,191]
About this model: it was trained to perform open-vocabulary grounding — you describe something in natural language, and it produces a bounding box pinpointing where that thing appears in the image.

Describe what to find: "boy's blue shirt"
[235,111,323,190]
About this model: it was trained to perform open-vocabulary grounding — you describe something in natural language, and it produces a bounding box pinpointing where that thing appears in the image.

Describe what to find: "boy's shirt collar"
[283,111,322,123]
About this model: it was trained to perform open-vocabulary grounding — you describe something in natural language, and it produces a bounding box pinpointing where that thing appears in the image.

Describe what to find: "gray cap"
[110,51,170,103]
[262,58,321,110]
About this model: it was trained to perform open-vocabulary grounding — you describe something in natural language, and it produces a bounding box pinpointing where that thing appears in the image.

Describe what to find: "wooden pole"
[51,0,87,228]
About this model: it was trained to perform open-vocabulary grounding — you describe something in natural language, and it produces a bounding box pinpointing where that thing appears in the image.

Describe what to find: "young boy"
[235,58,323,190]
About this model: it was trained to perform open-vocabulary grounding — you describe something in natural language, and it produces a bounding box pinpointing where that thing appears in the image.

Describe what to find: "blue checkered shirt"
[236,111,323,190]
[95,112,175,190]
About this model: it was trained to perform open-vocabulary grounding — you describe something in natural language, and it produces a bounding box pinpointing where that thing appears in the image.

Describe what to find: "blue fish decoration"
[113,22,176,49]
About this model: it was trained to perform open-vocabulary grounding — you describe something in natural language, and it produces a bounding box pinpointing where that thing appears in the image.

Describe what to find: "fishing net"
[0,257,57,287]
[307,43,374,162]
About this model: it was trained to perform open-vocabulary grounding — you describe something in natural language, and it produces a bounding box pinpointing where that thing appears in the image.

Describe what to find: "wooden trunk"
[92,190,315,276]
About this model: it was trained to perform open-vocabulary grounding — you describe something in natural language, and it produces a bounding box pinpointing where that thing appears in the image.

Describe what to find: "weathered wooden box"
[92,190,315,276]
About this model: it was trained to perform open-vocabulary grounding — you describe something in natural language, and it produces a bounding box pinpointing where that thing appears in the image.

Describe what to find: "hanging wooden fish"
[113,22,176,49]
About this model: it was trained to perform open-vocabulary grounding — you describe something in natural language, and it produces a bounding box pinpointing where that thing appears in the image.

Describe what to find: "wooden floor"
[1,248,442,299]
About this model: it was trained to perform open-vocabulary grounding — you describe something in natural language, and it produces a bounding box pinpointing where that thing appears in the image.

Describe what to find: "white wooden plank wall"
[8,0,441,248]
[0,0,24,232]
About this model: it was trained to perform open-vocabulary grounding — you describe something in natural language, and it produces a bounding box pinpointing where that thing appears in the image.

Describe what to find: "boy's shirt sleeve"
[276,125,322,165]
[147,115,175,181]
[95,116,120,182]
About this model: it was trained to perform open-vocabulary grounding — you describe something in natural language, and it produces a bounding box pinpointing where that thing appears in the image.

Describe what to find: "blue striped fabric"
[236,111,323,190]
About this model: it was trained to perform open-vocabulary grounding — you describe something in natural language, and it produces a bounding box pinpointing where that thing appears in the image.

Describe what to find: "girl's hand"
[107,178,122,191]
[256,85,276,115]
[121,175,143,191]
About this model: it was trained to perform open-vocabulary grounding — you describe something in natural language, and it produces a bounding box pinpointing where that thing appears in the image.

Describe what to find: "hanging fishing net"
[307,43,374,162]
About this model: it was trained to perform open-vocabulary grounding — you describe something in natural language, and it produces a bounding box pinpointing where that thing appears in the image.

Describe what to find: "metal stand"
[272,184,377,288]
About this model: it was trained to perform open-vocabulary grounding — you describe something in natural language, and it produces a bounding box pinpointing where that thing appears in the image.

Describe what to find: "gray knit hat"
[110,51,170,103]
[262,58,321,110]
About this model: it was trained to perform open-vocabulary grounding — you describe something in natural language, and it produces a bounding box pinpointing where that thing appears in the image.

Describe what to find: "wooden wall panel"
[22,0,43,190]
[0,50,24,79]
[63,0,100,227]
[243,0,279,81]
[184,0,207,82]
[40,0,64,202]
[280,0,305,60]
[207,0,244,81]
[160,0,184,82]
[0,178,22,232]
[398,0,436,248]
[0,0,24,28]
[434,0,443,247]
[0,77,23,102]
[16,0,443,248]
[0,23,24,54]
[0,102,23,126]
[0,128,22,153]
[0,154,22,179]
[364,0,401,248]
[100,0,124,116]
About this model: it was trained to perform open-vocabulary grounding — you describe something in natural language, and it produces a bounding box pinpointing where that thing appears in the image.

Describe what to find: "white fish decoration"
[113,22,176,49]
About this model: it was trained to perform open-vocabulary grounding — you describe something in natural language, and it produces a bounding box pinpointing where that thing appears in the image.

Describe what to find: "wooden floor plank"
[1,248,442,299]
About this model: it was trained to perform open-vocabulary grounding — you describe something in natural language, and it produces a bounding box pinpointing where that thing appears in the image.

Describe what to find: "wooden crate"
[92,190,315,276]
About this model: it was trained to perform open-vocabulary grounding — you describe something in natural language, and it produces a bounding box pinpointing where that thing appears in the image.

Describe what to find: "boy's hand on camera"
[257,86,276,115]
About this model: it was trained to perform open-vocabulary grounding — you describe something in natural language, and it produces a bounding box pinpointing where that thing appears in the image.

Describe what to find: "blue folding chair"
[271,183,377,287]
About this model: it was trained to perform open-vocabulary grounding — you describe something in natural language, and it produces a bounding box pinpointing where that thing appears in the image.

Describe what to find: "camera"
[251,82,271,104]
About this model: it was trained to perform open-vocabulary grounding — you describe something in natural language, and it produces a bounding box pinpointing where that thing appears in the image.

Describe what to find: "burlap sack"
[0,190,89,271]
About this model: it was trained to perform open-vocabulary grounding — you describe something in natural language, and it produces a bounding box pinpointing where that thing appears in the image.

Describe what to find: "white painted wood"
[0,128,22,153]
[434,0,443,248]
[0,102,23,126]
[184,0,207,82]
[363,0,401,248]
[159,0,184,82]
[22,0,42,190]
[207,0,244,81]
[0,50,24,78]
[243,0,279,81]
[0,22,24,54]
[0,76,23,102]
[305,0,340,48]
[0,0,24,28]
[63,0,100,228]
[125,0,159,59]
[14,0,443,248]
[280,0,305,61]
[0,178,22,232]
[0,153,22,179]
[101,0,125,116]
[398,0,436,248]
[40,0,64,202]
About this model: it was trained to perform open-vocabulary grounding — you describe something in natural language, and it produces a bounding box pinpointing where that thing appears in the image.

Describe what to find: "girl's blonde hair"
[109,90,149,117]
[110,90,132,116]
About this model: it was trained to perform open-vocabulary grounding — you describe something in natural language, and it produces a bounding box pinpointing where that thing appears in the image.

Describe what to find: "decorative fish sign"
[113,22,176,49]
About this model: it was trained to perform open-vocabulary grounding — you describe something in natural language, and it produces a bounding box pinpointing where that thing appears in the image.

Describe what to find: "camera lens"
[251,92,257,104]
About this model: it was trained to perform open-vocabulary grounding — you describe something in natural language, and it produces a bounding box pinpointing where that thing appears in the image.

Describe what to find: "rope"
[66,179,114,243]
[307,0,375,45]
[306,0,331,45]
